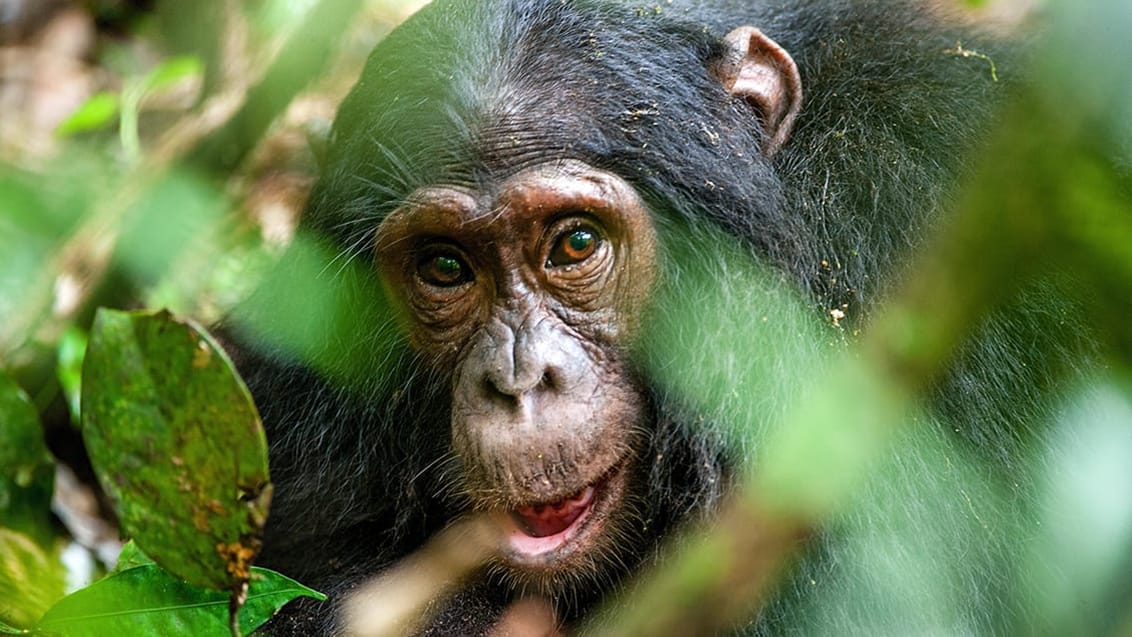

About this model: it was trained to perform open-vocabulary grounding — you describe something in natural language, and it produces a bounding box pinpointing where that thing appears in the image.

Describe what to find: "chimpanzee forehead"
[306,0,776,255]
[327,0,730,181]
[388,159,648,232]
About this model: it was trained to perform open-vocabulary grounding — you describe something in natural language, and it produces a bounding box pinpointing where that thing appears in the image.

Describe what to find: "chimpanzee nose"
[475,315,584,404]
[486,363,557,400]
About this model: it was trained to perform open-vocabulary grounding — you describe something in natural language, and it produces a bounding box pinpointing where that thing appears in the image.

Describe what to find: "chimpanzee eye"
[548,227,601,267]
[417,252,471,287]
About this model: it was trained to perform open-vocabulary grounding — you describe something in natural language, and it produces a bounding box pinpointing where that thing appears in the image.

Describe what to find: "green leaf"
[0,619,26,634]
[35,564,325,637]
[0,374,55,543]
[81,309,272,592]
[55,92,120,137]
[57,326,88,426]
[231,234,405,388]
[0,529,65,629]
[142,56,203,93]
[116,170,227,288]
[635,223,822,454]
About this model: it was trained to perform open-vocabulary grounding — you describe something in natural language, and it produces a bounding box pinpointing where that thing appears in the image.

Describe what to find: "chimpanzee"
[225,0,1096,634]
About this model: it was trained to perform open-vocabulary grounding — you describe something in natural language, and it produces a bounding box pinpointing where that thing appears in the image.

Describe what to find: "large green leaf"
[35,563,325,637]
[81,309,272,592]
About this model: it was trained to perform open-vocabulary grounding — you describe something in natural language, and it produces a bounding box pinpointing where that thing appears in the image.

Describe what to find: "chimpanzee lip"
[499,460,627,566]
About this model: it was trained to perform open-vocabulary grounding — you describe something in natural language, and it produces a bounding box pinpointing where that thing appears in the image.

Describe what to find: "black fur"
[225,1,1098,634]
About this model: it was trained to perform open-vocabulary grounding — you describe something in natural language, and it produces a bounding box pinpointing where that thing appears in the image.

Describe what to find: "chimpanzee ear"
[713,26,803,156]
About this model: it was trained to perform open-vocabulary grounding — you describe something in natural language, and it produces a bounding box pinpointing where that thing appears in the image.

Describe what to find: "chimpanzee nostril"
[484,366,558,401]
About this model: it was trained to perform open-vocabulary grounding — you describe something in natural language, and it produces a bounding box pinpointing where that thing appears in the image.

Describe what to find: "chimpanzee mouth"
[499,462,626,566]
[512,485,596,538]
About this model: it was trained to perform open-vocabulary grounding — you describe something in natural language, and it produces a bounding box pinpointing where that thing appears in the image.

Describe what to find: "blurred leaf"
[35,563,325,637]
[81,309,271,592]
[0,529,65,629]
[755,354,907,518]
[0,620,23,634]
[231,233,404,387]
[609,224,850,635]
[1025,377,1132,634]
[56,92,121,137]
[1,159,107,354]
[253,0,319,35]
[798,419,1014,636]
[0,175,55,343]
[636,222,824,453]
[0,374,55,543]
[0,159,104,244]
[56,326,88,426]
[142,56,203,93]
[116,170,227,288]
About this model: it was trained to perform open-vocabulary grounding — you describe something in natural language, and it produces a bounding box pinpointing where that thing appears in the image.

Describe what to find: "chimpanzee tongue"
[512,486,596,538]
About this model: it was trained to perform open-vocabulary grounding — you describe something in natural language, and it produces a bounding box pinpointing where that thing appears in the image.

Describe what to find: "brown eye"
[548,227,600,267]
[417,253,471,287]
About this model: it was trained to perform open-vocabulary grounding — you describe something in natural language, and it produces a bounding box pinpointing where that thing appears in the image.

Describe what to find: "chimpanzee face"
[368,23,801,584]
[374,160,656,579]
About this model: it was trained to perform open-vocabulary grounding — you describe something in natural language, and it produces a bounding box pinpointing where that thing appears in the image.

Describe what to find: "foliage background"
[1,0,1131,635]
[0,0,425,631]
